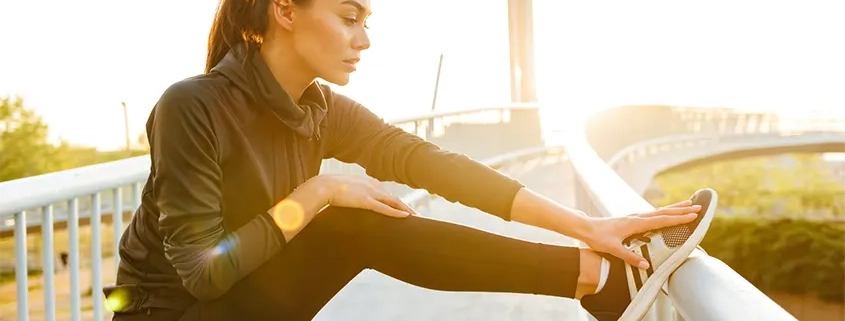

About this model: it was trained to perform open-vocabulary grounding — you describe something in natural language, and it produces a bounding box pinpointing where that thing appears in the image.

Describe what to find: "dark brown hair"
[205,0,309,73]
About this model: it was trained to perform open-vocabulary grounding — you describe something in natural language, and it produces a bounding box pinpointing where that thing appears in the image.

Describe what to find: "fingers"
[662,200,692,208]
[375,192,418,216]
[366,198,411,218]
[368,177,384,188]
[367,189,413,218]
[610,243,650,270]
[628,213,698,234]
[368,182,416,215]
[638,204,701,218]
[659,205,701,215]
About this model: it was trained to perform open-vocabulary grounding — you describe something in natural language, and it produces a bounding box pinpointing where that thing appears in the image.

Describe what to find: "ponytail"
[205,0,272,73]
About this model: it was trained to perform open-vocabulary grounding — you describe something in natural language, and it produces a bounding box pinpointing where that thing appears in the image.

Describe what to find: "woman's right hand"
[315,174,417,218]
[578,200,701,269]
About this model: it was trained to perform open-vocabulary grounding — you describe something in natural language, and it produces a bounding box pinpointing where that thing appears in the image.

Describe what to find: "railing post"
[68,198,81,321]
[42,205,55,321]
[15,211,29,321]
[113,187,123,271]
[91,194,104,321]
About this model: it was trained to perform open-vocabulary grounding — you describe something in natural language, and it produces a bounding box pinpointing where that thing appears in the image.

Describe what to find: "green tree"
[0,95,152,182]
[0,95,71,181]
[650,153,844,218]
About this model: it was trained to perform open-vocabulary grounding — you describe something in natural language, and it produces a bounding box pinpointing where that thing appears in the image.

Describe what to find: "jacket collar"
[211,43,327,139]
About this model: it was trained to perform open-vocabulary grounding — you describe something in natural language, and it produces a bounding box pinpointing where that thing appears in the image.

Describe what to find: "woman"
[107,0,714,320]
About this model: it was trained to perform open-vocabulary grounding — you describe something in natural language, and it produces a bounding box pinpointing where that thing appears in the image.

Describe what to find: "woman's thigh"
[207,206,579,320]
[218,207,371,320]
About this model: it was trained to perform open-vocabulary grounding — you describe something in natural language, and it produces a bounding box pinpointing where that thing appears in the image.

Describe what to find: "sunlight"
[532,0,845,129]
[0,0,842,150]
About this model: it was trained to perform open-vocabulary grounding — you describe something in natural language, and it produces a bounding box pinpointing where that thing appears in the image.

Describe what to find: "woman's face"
[281,0,372,86]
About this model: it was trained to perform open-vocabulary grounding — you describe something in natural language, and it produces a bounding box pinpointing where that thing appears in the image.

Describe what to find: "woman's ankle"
[575,248,601,299]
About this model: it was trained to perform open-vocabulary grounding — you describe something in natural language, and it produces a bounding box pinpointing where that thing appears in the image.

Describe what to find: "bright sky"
[1,0,843,150]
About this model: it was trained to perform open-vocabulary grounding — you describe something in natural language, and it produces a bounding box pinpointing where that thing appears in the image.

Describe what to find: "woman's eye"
[342,16,368,29]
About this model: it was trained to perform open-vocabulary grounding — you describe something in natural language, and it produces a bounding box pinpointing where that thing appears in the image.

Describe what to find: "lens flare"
[104,287,131,312]
[272,199,305,231]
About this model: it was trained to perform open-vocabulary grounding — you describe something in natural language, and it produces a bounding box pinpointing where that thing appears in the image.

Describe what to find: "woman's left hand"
[578,200,701,269]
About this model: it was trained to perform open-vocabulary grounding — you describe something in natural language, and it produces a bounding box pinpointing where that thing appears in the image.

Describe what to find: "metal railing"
[3,102,842,321]
[608,132,845,196]
[567,106,843,321]
[0,104,545,321]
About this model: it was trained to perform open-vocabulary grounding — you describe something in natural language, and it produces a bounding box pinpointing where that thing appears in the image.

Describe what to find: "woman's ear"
[271,0,297,31]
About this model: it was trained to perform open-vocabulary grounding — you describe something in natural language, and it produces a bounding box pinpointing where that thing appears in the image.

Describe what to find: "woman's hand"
[579,200,701,269]
[316,174,417,218]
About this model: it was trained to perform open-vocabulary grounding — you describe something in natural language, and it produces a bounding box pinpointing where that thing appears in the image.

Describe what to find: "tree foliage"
[1,96,65,181]
[649,153,845,218]
[700,216,844,303]
[0,95,148,182]
[650,153,845,303]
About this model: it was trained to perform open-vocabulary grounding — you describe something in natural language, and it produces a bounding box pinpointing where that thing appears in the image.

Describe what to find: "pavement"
[313,158,590,321]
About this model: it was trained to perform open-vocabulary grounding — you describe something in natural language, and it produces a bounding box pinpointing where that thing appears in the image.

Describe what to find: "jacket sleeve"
[324,91,525,221]
[150,81,285,301]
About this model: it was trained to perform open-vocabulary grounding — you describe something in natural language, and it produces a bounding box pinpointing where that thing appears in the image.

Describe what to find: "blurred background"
[1,0,843,320]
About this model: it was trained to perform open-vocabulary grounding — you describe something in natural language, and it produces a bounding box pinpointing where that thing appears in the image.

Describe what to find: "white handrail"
[5,101,838,321]
[3,103,543,321]
[566,124,809,320]
[0,156,150,219]
[401,145,564,206]
[387,103,538,124]
[0,104,540,219]
[606,132,845,167]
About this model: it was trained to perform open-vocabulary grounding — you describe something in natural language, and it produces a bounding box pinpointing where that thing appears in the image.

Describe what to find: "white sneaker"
[580,188,718,321]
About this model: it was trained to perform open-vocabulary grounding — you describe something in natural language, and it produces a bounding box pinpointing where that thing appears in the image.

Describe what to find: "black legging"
[122,206,582,320]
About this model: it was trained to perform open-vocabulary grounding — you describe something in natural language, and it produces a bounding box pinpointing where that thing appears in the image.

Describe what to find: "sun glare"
[0,0,842,150]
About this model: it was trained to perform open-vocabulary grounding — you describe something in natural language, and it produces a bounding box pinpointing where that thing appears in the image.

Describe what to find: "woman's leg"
[215,206,586,321]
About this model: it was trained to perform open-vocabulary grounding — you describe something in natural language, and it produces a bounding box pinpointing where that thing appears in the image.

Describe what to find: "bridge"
[2,0,844,319]
[2,103,843,321]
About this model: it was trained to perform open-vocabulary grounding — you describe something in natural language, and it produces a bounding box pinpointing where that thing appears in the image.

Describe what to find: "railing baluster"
[133,182,142,216]
[68,198,81,321]
[3,105,833,321]
[42,205,55,321]
[113,187,123,271]
[91,193,104,321]
[15,211,29,321]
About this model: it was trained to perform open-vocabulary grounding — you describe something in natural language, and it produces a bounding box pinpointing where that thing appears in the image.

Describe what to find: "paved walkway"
[313,159,590,321]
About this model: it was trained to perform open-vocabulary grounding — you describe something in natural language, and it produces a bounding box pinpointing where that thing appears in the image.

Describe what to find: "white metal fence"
[0,104,544,321]
[2,104,841,321]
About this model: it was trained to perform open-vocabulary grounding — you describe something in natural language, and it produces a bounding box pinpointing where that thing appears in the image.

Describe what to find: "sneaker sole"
[618,188,719,321]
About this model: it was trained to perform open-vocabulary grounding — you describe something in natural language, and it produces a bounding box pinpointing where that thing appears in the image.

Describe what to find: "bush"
[700,216,844,303]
